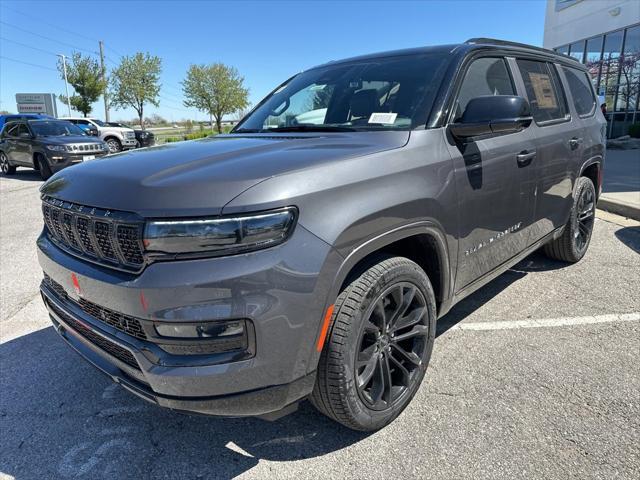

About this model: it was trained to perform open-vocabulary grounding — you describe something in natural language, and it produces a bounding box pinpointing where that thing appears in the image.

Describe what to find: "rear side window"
[562,67,596,116]
[453,57,515,120]
[516,59,568,123]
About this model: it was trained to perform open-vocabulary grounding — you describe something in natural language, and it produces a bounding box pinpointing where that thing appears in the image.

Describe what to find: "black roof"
[311,37,582,70]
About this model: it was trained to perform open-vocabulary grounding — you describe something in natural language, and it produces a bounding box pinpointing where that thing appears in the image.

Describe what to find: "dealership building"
[544,0,640,137]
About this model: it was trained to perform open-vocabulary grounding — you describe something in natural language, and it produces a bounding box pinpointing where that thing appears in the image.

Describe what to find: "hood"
[40,132,409,217]
[40,135,103,145]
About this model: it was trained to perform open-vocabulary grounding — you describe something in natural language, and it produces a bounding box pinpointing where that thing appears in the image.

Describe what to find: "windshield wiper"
[263,125,355,133]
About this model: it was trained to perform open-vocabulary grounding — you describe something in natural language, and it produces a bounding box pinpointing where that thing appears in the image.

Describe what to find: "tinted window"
[15,124,31,137]
[454,57,514,120]
[562,67,596,116]
[235,53,450,132]
[30,120,85,137]
[3,124,19,137]
[517,59,568,123]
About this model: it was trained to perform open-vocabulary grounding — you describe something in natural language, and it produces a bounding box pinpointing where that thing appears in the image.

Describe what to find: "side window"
[562,66,596,116]
[15,124,30,137]
[5,124,19,137]
[454,57,515,120]
[516,59,568,123]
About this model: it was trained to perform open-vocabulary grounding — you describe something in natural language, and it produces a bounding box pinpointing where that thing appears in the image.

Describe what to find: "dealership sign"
[15,93,58,117]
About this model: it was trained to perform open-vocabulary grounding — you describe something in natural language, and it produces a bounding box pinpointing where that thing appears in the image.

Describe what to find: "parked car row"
[0,114,157,179]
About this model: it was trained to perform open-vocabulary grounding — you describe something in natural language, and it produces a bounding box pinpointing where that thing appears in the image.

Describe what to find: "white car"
[62,118,136,153]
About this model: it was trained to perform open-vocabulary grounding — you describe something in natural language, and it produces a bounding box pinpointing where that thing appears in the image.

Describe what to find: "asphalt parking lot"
[1,168,639,480]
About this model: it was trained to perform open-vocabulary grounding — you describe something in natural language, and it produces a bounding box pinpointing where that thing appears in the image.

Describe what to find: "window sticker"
[368,112,397,124]
[529,72,557,109]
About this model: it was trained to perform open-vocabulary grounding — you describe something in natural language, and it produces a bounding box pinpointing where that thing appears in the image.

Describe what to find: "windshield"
[91,119,106,127]
[30,120,86,137]
[234,53,449,133]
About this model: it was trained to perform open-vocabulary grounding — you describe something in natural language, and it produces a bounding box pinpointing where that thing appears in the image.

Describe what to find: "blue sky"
[0,0,547,122]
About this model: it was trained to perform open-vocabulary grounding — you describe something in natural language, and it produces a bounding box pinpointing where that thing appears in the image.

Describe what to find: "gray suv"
[0,119,109,179]
[37,38,606,431]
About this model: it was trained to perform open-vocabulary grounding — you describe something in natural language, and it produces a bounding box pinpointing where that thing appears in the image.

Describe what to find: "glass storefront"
[556,23,640,138]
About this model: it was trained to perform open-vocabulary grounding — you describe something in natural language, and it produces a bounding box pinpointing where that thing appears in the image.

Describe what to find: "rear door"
[445,56,538,291]
[513,58,583,241]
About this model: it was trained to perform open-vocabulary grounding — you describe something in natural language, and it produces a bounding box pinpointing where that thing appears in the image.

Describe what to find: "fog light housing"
[154,319,253,356]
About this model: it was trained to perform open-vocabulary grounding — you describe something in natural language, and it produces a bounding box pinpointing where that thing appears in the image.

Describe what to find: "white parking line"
[450,312,640,331]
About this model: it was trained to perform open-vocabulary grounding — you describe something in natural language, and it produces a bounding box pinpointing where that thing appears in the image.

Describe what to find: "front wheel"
[36,155,53,180]
[105,137,122,153]
[543,176,596,263]
[311,256,436,431]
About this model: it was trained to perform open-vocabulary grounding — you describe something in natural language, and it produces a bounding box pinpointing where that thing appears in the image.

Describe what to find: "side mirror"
[19,132,32,139]
[449,95,532,140]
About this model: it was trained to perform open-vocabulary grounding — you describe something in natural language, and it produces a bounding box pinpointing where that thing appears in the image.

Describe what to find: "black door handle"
[569,137,583,150]
[516,150,536,167]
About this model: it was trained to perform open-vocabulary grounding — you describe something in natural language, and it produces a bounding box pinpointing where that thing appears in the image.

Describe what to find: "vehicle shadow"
[0,327,368,480]
[614,226,640,253]
[436,250,564,335]
[0,169,42,182]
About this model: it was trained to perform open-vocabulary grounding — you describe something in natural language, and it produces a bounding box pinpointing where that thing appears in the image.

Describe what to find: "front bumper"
[37,224,340,416]
[47,151,109,171]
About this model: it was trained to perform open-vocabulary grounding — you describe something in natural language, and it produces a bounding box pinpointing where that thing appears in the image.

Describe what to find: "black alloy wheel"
[355,282,429,411]
[574,182,595,253]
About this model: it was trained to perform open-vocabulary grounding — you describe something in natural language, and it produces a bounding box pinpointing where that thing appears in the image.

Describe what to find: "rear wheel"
[0,151,16,175]
[543,176,596,263]
[311,256,436,431]
[36,154,53,180]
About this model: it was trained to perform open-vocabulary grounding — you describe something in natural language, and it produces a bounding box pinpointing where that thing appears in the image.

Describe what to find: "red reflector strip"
[316,304,335,352]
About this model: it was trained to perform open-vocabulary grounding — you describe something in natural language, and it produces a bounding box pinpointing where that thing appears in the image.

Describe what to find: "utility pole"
[57,54,72,117]
[99,41,110,122]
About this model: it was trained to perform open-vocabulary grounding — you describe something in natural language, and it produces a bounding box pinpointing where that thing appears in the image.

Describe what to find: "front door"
[445,56,537,291]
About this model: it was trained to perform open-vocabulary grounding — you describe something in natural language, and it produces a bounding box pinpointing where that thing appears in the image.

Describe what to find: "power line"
[0,36,60,57]
[0,55,57,72]
[1,5,99,43]
[0,20,98,57]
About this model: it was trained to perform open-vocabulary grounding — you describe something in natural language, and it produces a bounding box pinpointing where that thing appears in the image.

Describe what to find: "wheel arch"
[329,222,452,318]
[579,158,602,199]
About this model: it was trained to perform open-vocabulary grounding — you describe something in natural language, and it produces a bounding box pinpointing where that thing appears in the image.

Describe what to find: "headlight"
[144,207,297,256]
[46,145,69,152]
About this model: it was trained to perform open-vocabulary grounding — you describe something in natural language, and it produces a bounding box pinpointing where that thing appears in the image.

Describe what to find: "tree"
[182,63,249,133]
[57,52,106,117]
[110,52,162,129]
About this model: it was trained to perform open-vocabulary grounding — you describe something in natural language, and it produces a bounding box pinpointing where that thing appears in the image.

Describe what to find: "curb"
[597,197,640,221]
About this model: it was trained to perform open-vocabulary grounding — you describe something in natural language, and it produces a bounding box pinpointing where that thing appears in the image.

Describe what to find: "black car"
[0,120,109,180]
[107,122,155,148]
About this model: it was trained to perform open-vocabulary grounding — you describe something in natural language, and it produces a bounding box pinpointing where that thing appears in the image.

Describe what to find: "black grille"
[78,298,147,340]
[116,225,144,264]
[43,274,147,340]
[42,197,145,272]
[48,300,140,370]
[43,273,69,300]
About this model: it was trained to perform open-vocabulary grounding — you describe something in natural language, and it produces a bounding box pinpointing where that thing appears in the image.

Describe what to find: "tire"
[543,176,596,263]
[36,154,53,180]
[0,151,16,175]
[105,137,122,153]
[310,256,436,431]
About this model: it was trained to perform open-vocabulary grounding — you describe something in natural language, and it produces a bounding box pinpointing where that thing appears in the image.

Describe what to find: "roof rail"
[465,37,580,62]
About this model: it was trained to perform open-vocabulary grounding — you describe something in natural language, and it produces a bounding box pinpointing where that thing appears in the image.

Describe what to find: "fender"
[306,220,454,372]
[578,155,603,198]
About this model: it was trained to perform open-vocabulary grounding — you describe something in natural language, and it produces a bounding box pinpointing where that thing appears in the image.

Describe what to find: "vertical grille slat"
[94,221,117,260]
[41,197,145,272]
